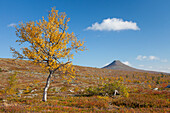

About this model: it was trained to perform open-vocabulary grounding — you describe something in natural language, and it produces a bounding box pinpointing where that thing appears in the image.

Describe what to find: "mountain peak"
[109,60,125,66]
[102,60,138,71]
[102,60,170,74]
[112,60,121,64]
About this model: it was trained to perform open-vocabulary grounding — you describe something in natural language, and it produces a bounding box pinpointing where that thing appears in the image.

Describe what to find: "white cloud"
[86,18,140,31]
[122,61,131,66]
[150,67,170,73]
[136,55,147,60]
[7,23,17,27]
[137,64,170,73]
[148,56,159,60]
[136,55,160,61]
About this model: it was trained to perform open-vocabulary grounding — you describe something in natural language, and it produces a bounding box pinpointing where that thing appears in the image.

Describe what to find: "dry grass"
[0,58,169,112]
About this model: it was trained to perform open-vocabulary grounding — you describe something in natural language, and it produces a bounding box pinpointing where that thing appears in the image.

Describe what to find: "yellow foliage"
[4,72,18,95]
[119,76,124,82]
[25,86,31,93]
[10,7,85,78]
[127,79,131,83]
[97,96,109,101]
[148,84,152,89]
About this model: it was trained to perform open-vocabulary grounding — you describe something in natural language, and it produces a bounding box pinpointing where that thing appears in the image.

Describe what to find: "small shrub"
[0,68,2,72]
[24,86,31,93]
[156,80,160,84]
[5,72,18,95]
[133,80,141,84]
[83,81,129,97]
[148,84,152,89]
[157,76,160,81]
[152,76,155,80]
[60,86,67,92]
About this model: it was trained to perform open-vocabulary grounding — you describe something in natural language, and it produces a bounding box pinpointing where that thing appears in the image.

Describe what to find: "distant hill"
[102,60,169,74]
[102,60,140,71]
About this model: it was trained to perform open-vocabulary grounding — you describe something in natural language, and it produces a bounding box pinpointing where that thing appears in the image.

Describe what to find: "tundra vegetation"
[0,58,169,112]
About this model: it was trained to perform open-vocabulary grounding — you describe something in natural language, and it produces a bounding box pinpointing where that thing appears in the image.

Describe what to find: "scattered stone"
[153,88,158,90]
[113,90,119,96]
[2,99,7,102]
[80,89,84,92]
[24,96,33,98]
[105,93,109,96]
[31,89,37,93]
[71,83,78,86]
[69,89,74,93]
[67,94,75,96]
[31,93,38,97]
[17,90,24,95]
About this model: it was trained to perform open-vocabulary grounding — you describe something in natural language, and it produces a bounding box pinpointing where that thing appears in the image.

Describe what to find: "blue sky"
[1,0,170,72]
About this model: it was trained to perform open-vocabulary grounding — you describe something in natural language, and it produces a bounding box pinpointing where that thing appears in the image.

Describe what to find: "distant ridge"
[102,60,169,74]
[102,60,139,71]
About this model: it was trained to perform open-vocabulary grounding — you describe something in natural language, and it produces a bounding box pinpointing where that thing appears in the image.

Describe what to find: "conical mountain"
[102,60,140,71]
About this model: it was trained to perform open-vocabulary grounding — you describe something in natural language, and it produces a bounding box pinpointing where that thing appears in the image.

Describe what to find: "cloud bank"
[136,55,160,61]
[122,61,131,66]
[86,18,140,31]
[136,55,168,63]
[136,55,147,60]
[7,23,17,27]
[136,55,169,72]
[138,65,170,73]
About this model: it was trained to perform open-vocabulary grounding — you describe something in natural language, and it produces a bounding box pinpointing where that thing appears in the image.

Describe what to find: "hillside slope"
[0,58,169,112]
[102,60,169,74]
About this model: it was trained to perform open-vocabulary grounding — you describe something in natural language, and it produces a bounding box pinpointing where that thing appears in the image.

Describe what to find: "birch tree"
[10,8,85,102]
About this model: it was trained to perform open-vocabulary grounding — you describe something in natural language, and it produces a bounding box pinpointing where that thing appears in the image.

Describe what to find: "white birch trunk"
[42,71,52,102]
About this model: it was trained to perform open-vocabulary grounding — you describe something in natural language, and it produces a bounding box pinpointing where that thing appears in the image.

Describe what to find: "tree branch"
[53,61,71,72]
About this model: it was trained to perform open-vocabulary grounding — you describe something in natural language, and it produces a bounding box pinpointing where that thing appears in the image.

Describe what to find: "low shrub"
[83,81,129,97]
[112,93,169,108]
[4,72,18,95]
